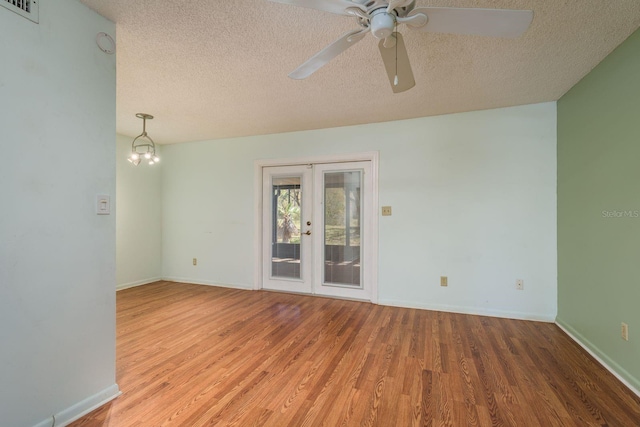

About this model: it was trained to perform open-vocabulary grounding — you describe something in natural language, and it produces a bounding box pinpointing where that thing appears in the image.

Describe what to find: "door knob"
[307,221,311,226]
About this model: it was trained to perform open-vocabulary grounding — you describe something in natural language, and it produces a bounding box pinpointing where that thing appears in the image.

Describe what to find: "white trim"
[254,161,263,291]
[254,152,379,303]
[162,277,253,290]
[116,277,162,291]
[32,384,121,427]
[255,151,380,168]
[555,320,640,398]
[369,155,379,304]
[379,298,556,323]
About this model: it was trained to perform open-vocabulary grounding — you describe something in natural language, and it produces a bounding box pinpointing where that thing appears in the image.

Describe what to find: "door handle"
[303,230,311,235]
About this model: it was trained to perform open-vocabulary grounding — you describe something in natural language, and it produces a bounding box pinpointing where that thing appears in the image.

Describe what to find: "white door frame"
[254,152,379,303]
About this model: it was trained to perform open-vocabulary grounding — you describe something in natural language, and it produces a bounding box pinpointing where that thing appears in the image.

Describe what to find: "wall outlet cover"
[621,322,629,341]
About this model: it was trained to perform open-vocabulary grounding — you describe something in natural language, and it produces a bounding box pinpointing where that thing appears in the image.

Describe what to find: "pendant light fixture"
[128,113,160,166]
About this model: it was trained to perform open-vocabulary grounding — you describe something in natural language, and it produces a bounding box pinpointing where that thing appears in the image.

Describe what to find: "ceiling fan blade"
[386,0,414,13]
[407,7,533,38]
[267,0,366,16]
[289,29,368,79]
[378,32,415,93]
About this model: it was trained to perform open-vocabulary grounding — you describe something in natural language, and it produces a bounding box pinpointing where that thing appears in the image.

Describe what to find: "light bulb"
[149,160,155,165]
[153,156,160,163]
[144,152,151,159]
[131,153,139,160]
[394,75,399,86]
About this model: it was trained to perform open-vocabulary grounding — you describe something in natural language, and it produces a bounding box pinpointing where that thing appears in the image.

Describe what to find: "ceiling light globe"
[153,156,160,163]
[144,152,152,159]
[131,153,139,160]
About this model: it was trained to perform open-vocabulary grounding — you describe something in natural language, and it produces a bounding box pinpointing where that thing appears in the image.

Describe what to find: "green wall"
[557,28,640,391]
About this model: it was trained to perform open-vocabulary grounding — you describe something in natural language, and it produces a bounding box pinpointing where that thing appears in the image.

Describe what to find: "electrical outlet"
[516,279,524,290]
[193,258,197,266]
[381,206,392,216]
[621,322,629,341]
[440,276,448,287]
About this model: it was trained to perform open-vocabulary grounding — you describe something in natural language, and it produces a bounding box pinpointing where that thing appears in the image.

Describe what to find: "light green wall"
[0,0,118,425]
[116,134,163,288]
[161,103,558,321]
[557,28,640,391]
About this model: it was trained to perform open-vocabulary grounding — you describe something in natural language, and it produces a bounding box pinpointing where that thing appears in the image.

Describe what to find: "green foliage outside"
[275,184,361,246]
[325,187,360,246]
[276,188,300,243]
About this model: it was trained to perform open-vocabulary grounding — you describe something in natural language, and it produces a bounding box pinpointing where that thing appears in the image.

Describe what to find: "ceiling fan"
[268,0,533,93]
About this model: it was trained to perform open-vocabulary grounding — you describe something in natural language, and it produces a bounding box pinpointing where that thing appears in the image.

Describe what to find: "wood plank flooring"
[71,281,640,426]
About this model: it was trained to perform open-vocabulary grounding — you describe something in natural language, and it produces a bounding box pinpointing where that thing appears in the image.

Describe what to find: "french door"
[262,161,373,301]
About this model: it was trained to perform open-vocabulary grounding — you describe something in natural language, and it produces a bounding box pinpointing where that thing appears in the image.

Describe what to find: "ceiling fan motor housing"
[370,10,396,39]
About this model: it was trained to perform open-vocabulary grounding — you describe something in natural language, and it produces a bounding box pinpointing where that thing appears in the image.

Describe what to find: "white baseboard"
[32,383,121,427]
[378,298,556,323]
[555,319,640,398]
[151,283,555,322]
[162,277,253,290]
[117,277,162,291]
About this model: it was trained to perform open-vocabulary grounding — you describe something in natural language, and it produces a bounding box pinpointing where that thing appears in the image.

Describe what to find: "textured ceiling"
[79,0,640,144]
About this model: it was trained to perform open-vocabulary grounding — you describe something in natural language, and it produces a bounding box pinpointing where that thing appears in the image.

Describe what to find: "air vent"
[1,0,39,23]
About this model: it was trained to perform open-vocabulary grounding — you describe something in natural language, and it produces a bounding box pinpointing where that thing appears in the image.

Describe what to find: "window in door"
[271,177,302,280]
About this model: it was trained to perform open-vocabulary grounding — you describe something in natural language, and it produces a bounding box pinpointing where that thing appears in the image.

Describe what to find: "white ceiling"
[79,0,640,144]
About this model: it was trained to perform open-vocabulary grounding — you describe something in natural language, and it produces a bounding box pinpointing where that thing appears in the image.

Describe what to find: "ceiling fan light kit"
[370,10,396,39]
[268,0,533,93]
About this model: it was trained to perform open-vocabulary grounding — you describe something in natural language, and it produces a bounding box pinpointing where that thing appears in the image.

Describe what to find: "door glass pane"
[271,177,302,279]
[324,171,361,286]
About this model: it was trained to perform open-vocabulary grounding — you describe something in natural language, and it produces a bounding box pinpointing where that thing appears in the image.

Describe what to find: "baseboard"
[378,298,556,323]
[117,277,162,291]
[162,277,253,290]
[32,383,121,427]
[555,319,640,398]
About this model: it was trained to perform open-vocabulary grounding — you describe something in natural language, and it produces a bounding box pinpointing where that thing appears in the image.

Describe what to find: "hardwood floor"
[71,281,640,426]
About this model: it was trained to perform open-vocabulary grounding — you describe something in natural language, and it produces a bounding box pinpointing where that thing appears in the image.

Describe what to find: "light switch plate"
[96,195,111,215]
